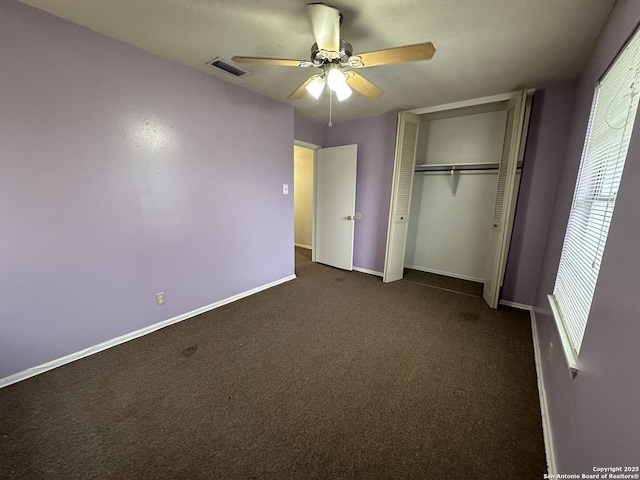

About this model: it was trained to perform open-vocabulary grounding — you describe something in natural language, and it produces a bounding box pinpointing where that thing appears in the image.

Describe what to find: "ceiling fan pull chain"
[328,90,333,127]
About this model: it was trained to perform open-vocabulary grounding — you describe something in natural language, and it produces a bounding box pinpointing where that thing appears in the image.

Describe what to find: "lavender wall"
[294,114,324,146]
[502,81,576,305]
[0,2,294,379]
[323,113,398,274]
[531,0,640,470]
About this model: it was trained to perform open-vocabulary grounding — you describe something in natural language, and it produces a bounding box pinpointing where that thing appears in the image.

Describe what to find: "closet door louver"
[395,122,418,216]
[383,112,420,283]
[483,90,528,308]
[493,107,515,222]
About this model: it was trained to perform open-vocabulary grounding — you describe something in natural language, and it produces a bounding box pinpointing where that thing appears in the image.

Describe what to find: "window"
[549,26,640,370]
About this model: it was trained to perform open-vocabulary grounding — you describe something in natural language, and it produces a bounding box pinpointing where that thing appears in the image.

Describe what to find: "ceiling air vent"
[206,58,247,77]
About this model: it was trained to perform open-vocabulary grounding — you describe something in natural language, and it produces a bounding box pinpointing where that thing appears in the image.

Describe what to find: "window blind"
[552,27,640,355]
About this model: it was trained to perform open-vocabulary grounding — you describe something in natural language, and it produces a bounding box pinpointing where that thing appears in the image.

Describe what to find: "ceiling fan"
[231,3,436,103]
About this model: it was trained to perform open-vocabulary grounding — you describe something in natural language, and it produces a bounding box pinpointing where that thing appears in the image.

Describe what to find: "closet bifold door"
[383,111,420,283]
[483,90,528,308]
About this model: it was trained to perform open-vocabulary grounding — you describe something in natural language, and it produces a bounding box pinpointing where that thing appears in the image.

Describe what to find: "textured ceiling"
[19,0,615,124]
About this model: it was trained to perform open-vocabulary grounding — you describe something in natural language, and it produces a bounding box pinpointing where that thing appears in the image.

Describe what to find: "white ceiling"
[19,0,615,124]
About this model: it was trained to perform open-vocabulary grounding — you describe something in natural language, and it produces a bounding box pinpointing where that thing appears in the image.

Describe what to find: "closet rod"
[415,162,524,196]
[414,161,523,173]
[414,162,497,173]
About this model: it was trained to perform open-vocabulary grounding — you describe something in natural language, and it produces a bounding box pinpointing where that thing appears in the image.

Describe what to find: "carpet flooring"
[403,268,484,297]
[0,248,546,479]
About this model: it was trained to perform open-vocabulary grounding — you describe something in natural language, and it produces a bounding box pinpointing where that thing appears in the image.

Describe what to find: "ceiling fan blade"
[306,3,341,52]
[288,76,317,99]
[344,72,383,99]
[231,56,309,67]
[355,42,436,68]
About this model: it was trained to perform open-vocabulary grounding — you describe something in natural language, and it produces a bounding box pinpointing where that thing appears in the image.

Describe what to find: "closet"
[384,91,531,308]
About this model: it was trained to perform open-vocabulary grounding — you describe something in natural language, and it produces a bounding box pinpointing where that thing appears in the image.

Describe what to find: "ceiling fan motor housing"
[311,40,353,66]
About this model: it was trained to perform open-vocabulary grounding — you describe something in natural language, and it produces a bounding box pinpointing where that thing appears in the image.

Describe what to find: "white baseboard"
[529,308,557,476]
[499,299,533,311]
[294,243,312,250]
[404,264,483,283]
[498,299,556,474]
[0,274,297,389]
[353,266,383,277]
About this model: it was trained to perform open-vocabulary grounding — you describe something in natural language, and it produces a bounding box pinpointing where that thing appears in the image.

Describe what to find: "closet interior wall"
[405,102,516,283]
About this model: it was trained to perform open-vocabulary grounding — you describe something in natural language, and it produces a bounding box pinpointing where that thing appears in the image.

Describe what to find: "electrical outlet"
[156,292,166,306]
[283,184,289,194]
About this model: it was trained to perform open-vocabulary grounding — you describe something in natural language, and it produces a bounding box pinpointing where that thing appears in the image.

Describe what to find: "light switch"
[283,184,289,194]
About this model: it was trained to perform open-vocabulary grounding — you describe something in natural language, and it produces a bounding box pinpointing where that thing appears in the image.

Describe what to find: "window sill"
[547,294,579,379]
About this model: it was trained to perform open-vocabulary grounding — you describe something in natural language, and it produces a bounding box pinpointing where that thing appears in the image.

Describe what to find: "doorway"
[293,144,315,252]
[293,142,359,271]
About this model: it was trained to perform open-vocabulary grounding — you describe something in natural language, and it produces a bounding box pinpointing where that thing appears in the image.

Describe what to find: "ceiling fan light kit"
[231,3,435,121]
[334,83,352,101]
[305,75,326,99]
[327,67,352,101]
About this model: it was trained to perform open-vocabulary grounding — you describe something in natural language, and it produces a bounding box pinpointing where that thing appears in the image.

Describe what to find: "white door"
[383,112,420,283]
[483,90,528,308]
[315,144,358,270]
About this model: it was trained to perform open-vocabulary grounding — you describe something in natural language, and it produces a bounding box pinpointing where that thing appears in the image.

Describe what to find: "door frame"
[294,140,320,261]
[293,140,359,267]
